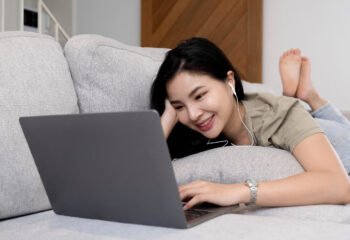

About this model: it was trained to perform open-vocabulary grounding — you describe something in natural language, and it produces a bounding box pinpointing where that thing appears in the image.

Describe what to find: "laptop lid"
[20,111,190,228]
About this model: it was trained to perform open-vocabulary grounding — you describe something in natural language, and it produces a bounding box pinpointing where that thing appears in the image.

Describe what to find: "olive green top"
[242,92,323,152]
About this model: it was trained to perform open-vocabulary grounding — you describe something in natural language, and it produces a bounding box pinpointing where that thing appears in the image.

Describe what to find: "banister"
[0,0,69,43]
[38,0,69,41]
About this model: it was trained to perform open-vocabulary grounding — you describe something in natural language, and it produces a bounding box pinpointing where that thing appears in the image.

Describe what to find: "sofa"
[0,31,349,239]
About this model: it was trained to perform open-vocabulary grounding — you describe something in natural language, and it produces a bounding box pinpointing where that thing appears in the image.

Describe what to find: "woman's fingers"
[179,181,242,209]
[179,181,208,199]
[179,181,214,209]
[164,99,172,109]
[161,99,178,139]
[183,194,206,210]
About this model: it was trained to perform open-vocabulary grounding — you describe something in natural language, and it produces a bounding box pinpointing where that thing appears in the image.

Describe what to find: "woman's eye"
[174,105,184,111]
[195,92,206,100]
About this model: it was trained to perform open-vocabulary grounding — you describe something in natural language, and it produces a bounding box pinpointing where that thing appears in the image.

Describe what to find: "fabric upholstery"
[64,34,275,114]
[0,32,79,219]
[64,34,168,113]
[0,210,349,240]
[173,146,304,185]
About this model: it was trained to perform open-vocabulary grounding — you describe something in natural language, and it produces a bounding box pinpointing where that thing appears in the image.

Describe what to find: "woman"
[150,37,350,210]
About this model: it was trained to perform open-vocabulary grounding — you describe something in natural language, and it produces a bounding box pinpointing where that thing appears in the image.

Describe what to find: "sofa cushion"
[64,34,168,113]
[1,210,350,240]
[0,32,79,219]
[172,146,304,185]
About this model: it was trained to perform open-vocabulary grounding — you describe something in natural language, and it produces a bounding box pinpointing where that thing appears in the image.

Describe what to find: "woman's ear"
[226,70,235,87]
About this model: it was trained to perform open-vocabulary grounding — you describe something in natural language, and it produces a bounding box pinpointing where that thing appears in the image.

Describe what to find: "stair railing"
[0,0,69,45]
[37,0,69,43]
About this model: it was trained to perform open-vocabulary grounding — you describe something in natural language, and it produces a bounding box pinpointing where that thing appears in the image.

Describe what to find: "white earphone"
[228,82,255,146]
[228,83,236,96]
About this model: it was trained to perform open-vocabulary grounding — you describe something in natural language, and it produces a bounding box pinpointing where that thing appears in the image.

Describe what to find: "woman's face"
[166,71,235,139]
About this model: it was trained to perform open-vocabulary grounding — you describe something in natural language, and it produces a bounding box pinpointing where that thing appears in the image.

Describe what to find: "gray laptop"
[19,111,240,229]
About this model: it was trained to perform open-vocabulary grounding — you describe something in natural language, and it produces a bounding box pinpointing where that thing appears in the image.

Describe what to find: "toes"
[301,56,309,62]
[294,48,301,55]
[281,49,293,59]
[280,48,302,62]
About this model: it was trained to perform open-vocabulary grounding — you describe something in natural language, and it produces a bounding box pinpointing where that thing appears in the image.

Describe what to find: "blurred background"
[1,0,349,110]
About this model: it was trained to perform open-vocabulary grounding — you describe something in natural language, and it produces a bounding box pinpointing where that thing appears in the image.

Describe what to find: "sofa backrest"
[64,34,276,114]
[64,34,168,113]
[0,31,79,219]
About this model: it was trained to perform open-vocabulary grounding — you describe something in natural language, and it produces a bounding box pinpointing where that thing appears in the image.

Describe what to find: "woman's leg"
[279,49,350,125]
[279,49,350,174]
[298,57,350,125]
[311,103,350,125]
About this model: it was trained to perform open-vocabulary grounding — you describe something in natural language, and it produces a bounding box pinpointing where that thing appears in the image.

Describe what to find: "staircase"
[0,0,69,47]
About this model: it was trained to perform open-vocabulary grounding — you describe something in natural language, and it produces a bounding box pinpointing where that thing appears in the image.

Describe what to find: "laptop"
[19,110,241,229]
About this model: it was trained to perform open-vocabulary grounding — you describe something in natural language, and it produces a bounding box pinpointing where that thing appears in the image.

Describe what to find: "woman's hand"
[161,99,178,139]
[179,180,249,210]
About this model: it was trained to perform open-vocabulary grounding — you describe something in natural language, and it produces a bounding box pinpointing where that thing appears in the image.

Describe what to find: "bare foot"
[298,57,327,111]
[297,57,313,101]
[279,48,302,97]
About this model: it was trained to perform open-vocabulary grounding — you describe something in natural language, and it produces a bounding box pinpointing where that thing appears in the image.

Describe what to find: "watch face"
[246,179,257,187]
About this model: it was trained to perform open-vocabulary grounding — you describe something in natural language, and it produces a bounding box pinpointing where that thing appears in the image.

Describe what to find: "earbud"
[229,82,255,146]
[229,83,236,96]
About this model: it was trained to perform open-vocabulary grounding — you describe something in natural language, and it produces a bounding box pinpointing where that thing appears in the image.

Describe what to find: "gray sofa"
[0,31,349,239]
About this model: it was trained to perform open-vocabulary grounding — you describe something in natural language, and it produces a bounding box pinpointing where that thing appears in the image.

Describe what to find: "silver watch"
[244,179,259,206]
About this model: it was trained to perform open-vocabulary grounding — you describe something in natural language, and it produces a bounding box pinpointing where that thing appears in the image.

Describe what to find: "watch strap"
[245,179,258,206]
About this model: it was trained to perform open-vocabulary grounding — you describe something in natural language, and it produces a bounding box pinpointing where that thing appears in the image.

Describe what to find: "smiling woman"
[150,37,350,210]
[151,38,246,158]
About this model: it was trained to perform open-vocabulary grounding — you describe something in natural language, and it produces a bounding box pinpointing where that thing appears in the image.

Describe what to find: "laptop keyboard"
[184,209,210,221]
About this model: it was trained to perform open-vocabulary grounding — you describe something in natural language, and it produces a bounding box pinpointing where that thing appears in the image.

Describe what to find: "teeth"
[199,117,211,127]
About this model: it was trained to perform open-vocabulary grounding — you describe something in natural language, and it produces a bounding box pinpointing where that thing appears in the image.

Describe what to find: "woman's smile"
[166,71,236,139]
[196,114,215,132]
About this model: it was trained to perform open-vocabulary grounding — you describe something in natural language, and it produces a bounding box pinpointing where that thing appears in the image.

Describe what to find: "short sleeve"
[270,100,323,151]
[243,93,323,152]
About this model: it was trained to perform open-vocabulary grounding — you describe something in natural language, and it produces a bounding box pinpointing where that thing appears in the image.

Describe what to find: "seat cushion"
[0,32,79,219]
[64,34,168,113]
[0,210,349,240]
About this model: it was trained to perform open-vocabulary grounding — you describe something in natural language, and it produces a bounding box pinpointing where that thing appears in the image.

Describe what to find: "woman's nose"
[187,105,202,121]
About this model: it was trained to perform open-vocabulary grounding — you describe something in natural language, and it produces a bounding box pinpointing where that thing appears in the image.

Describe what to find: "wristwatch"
[244,179,259,206]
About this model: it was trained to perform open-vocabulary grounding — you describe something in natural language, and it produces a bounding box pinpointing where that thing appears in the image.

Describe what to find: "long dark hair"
[150,37,245,159]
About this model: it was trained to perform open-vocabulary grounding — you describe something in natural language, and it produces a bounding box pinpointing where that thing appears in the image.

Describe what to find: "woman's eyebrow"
[189,86,205,97]
[169,86,205,104]
[169,100,181,104]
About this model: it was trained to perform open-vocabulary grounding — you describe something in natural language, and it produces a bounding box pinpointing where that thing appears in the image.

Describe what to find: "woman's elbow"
[333,175,350,204]
[341,181,350,204]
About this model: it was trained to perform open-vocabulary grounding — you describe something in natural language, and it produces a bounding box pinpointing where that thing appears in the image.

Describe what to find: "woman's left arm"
[179,133,350,210]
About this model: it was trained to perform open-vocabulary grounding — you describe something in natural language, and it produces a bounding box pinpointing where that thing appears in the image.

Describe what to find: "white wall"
[0,0,4,31]
[4,0,21,31]
[263,0,350,110]
[74,0,140,46]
